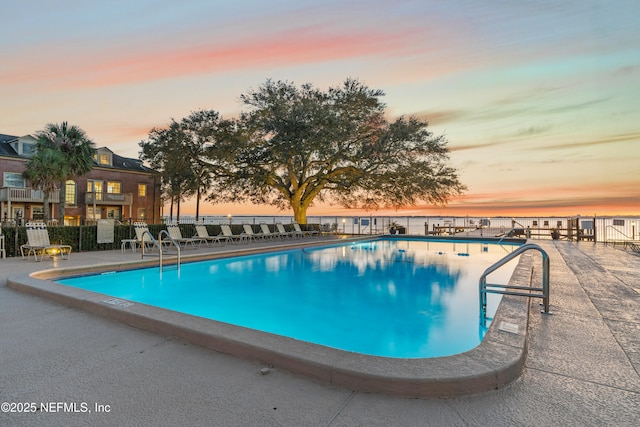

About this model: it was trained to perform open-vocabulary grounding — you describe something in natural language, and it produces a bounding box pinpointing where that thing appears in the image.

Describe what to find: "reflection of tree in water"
[300,241,463,356]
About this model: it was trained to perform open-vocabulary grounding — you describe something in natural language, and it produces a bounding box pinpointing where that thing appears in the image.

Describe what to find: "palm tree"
[22,148,68,221]
[35,122,95,221]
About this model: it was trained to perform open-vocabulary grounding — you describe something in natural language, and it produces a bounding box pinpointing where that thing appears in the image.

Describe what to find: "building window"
[86,207,100,220]
[65,180,77,206]
[4,172,25,187]
[532,220,538,226]
[94,150,112,166]
[543,220,549,227]
[138,183,147,197]
[107,208,121,220]
[106,181,121,194]
[556,221,563,227]
[88,180,103,201]
[32,206,44,220]
[21,142,36,156]
[613,219,625,226]
[137,208,146,220]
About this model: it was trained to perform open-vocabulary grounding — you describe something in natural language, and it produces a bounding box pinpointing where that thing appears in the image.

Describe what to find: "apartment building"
[0,134,161,225]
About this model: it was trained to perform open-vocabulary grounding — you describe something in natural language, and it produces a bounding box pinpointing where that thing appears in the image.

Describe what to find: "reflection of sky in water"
[59,238,520,358]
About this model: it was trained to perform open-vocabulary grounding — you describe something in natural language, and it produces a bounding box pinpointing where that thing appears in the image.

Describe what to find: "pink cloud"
[3,26,419,91]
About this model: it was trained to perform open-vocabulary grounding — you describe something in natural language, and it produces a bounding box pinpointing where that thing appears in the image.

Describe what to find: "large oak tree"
[140,79,465,224]
[208,78,465,223]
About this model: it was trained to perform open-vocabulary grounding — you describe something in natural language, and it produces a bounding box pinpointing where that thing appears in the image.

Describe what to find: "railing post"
[541,251,550,313]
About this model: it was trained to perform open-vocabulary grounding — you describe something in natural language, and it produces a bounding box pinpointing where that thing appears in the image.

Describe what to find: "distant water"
[165,214,639,242]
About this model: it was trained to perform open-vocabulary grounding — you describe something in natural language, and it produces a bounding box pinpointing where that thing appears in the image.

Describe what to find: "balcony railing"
[0,187,60,203]
[85,192,133,205]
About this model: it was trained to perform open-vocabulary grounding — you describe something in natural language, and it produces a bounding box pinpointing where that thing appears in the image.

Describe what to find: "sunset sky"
[2,1,638,217]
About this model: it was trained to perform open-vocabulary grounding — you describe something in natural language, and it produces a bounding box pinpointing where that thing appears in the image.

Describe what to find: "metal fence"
[167,214,640,243]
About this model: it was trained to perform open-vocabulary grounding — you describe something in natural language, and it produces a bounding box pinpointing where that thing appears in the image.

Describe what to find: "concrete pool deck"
[1,238,639,426]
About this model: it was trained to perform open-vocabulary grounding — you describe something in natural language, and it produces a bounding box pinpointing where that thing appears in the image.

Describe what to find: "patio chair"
[242,223,262,242]
[166,224,203,248]
[276,222,298,239]
[134,221,157,251]
[220,224,246,244]
[293,222,319,237]
[321,223,338,234]
[259,223,283,240]
[20,222,72,261]
[195,225,225,246]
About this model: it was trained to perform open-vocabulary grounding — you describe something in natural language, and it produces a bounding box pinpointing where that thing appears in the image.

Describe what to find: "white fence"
[167,215,640,243]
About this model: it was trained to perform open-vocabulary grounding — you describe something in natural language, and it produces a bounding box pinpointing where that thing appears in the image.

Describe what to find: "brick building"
[0,134,161,225]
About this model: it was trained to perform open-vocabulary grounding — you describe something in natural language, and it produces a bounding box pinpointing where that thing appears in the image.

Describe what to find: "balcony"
[85,192,133,205]
[0,187,60,203]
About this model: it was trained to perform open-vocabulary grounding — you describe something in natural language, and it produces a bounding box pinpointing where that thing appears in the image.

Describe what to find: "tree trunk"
[42,192,50,222]
[292,204,307,224]
[177,197,181,223]
[195,187,201,222]
[58,181,65,223]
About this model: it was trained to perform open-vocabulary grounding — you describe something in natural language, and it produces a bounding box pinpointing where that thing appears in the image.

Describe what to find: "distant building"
[0,133,161,225]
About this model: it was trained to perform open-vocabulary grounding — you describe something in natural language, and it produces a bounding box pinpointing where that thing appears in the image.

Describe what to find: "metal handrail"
[479,243,550,325]
[140,230,162,258]
[158,230,181,273]
[139,230,181,273]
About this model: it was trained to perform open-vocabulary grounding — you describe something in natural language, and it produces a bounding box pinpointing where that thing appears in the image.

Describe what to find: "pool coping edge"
[7,239,533,398]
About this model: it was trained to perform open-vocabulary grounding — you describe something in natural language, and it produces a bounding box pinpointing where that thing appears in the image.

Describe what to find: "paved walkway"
[1,239,639,426]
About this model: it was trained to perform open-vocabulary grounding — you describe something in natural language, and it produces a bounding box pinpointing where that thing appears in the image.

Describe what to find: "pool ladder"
[479,243,550,326]
[140,230,181,273]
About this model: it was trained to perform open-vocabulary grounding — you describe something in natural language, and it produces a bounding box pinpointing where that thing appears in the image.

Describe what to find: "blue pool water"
[58,238,520,358]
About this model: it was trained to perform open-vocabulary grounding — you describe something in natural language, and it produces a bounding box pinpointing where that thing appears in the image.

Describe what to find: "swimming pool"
[57,237,520,358]
[11,235,533,397]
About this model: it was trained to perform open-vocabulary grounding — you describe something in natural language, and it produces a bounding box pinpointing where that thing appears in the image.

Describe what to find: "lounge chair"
[220,224,246,244]
[259,223,282,240]
[321,223,338,234]
[21,222,72,261]
[134,221,157,251]
[276,222,298,239]
[166,224,203,248]
[293,222,319,237]
[242,223,262,241]
[195,225,225,246]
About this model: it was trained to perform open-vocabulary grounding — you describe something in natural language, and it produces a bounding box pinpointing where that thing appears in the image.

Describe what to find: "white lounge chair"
[195,225,225,246]
[321,223,338,234]
[166,224,203,248]
[293,222,319,237]
[275,222,298,239]
[259,223,282,240]
[21,222,72,261]
[134,221,157,251]
[242,223,262,241]
[220,224,246,244]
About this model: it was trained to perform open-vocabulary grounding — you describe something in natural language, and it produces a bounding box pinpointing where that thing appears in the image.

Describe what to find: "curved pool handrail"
[158,229,181,273]
[479,243,550,326]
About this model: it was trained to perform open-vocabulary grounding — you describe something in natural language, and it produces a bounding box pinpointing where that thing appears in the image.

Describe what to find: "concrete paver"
[1,239,639,426]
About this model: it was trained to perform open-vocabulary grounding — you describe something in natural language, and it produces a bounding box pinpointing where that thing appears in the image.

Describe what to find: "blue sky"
[2,0,639,216]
